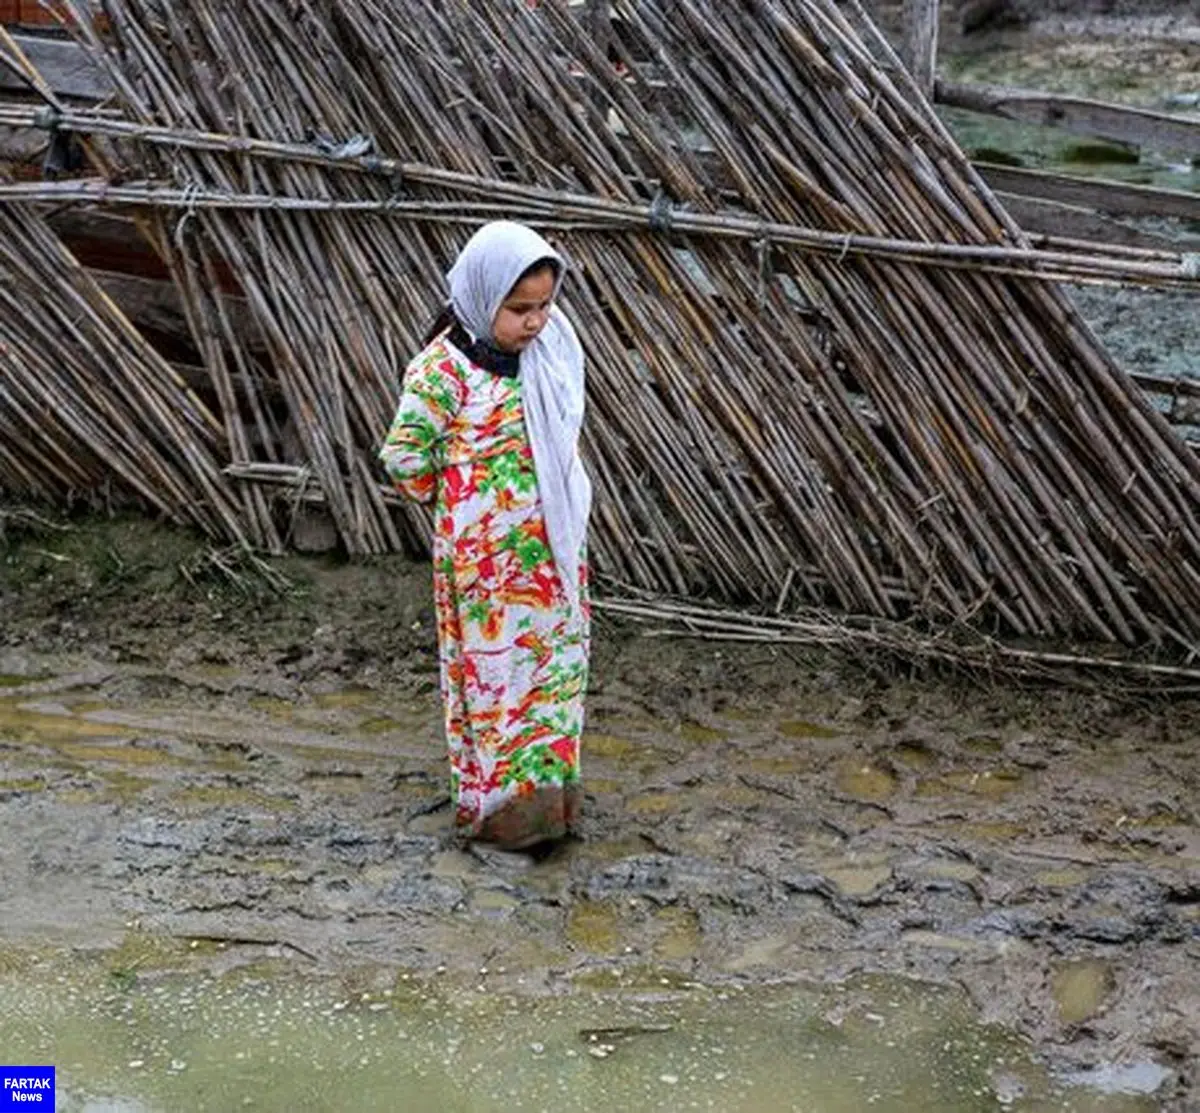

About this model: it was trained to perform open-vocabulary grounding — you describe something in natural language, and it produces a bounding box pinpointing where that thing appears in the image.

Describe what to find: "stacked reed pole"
[0,0,1198,654]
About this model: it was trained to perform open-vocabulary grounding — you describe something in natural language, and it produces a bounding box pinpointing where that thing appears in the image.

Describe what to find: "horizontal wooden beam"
[89,268,264,349]
[46,208,173,281]
[41,214,262,348]
[937,79,1200,157]
[46,207,247,299]
[1128,369,1200,402]
[977,161,1200,223]
[995,191,1200,255]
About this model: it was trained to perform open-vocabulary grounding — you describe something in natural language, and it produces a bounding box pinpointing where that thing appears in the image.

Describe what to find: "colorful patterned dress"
[380,335,588,848]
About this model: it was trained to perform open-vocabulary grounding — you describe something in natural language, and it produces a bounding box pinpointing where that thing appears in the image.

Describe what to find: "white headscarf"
[447,221,591,610]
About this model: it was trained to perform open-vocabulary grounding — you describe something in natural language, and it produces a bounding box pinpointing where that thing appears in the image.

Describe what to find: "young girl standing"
[379,221,592,850]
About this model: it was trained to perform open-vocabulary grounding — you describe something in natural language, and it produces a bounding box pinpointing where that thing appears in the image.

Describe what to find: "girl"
[379,221,592,850]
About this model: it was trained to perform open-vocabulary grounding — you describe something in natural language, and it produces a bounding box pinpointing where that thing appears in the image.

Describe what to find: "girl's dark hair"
[422,304,457,346]
[519,256,562,285]
[421,256,561,346]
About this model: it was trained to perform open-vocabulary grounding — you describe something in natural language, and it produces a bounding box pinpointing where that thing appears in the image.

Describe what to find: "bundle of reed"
[594,592,1200,694]
[1,0,1199,654]
[0,196,249,541]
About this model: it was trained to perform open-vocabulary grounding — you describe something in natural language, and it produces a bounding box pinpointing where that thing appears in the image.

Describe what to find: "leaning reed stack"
[0,198,248,542]
[1,0,1199,653]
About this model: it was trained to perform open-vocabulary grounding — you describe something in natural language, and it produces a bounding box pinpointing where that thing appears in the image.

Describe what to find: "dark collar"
[447,323,520,379]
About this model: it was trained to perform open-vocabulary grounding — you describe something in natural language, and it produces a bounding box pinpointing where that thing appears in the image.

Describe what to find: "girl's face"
[491,266,556,353]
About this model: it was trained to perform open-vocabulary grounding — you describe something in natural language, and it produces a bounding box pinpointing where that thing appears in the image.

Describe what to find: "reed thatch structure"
[1,0,1199,655]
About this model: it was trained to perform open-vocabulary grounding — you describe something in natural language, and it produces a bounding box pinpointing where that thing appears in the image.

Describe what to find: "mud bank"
[0,514,1196,1111]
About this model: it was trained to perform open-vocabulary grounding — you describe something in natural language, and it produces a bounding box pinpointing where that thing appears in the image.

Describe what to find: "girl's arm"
[379,354,464,505]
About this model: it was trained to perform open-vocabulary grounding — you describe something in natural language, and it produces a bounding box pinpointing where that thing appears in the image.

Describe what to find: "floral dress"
[380,336,588,847]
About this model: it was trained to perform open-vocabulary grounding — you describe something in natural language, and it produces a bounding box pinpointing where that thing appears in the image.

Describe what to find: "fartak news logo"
[1,1068,54,1109]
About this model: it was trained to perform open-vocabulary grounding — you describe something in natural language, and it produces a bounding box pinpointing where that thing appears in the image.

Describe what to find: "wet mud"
[0,521,1197,1111]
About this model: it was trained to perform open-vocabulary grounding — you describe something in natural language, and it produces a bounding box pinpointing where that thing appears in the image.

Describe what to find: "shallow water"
[0,951,1157,1113]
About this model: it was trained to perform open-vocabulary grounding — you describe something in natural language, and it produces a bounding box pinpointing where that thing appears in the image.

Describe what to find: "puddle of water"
[302,760,369,781]
[575,836,648,863]
[73,700,116,715]
[836,759,897,802]
[678,721,727,745]
[1035,868,1091,888]
[747,754,814,776]
[777,719,841,740]
[169,786,297,813]
[940,104,1200,192]
[0,775,49,792]
[0,947,1161,1113]
[625,792,678,815]
[652,907,701,962]
[104,933,207,975]
[469,886,521,916]
[723,933,794,972]
[566,900,623,955]
[583,777,623,795]
[96,771,156,802]
[586,712,668,738]
[57,788,107,805]
[569,964,695,992]
[0,698,136,745]
[891,741,936,769]
[917,861,982,885]
[961,736,1005,756]
[58,744,178,767]
[824,864,892,899]
[1052,959,1115,1026]
[583,733,639,760]
[944,821,1028,842]
[247,696,296,720]
[900,930,989,955]
[275,743,393,765]
[922,768,1025,800]
[313,688,377,711]
[693,782,764,808]
[713,707,766,724]
[356,716,405,735]
[1060,1061,1175,1098]
[1123,808,1190,830]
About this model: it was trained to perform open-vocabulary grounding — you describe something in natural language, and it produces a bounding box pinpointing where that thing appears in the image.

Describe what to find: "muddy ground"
[0,511,1197,1110]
